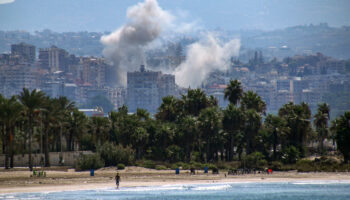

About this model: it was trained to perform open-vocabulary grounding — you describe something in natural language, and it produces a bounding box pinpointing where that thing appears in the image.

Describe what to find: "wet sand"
[1,166,350,194]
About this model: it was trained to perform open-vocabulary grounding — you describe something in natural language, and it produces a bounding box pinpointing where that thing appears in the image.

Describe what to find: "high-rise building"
[39,46,69,72]
[0,64,35,97]
[127,65,175,113]
[11,42,36,64]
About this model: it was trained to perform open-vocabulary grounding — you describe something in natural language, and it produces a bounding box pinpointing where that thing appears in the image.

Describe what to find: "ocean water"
[1,181,350,200]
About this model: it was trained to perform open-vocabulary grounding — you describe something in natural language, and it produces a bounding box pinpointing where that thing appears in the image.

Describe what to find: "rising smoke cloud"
[174,34,240,88]
[101,0,240,88]
[101,0,173,86]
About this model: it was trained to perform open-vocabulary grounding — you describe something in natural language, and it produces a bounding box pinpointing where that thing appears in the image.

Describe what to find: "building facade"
[127,65,175,113]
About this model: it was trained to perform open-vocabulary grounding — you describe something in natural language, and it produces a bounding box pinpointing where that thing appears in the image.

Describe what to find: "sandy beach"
[1,167,350,194]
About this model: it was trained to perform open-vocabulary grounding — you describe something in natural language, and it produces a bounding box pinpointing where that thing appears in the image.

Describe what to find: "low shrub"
[140,160,156,169]
[189,161,204,169]
[282,146,300,164]
[98,143,135,167]
[155,165,168,170]
[75,154,105,171]
[206,163,218,170]
[296,159,315,172]
[270,161,283,171]
[243,152,267,169]
[117,163,125,170]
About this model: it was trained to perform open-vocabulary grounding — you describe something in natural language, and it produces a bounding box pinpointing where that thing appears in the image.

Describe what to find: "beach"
[1,166,350,194]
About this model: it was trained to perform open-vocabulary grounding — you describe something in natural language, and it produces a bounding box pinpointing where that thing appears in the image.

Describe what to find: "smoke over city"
[175,34,240,88]
[101,0,240,88]
[101,0,173,86]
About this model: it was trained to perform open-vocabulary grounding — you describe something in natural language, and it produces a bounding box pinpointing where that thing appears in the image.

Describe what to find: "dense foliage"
[0,82,349,171]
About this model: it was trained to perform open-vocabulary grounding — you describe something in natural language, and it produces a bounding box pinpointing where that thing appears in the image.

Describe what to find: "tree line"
[0,80,349,171]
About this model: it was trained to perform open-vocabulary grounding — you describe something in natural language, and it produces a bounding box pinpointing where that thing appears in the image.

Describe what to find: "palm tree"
[89,116,110,149]
[244,109,262,154]
[264,114,289,160]
[223,104,245,161]
[177,115,198,162]
[334,111,350,163]
[314,103,330,154]
[224,79,243,105]
[66,109,88,151]
[156,96,180,122]
[55,96,75,152]
[181,89,212,116]
[0,96,23,169]
[136,108,150,121]
[18,88,45,171]
[278,102,312,157]
[241,91,266,114]
[130,127,149,159]
[198,107,222,162]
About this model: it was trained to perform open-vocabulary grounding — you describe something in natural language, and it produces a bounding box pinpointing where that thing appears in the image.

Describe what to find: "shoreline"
[1,167,350,194]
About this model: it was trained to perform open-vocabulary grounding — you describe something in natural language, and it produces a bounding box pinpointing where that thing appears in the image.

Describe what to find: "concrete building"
[39,46,69,72]
[0,64,35,97]
[81,57,106,88]
[11,42,36,63]
[127,65,175,113]
[270,90,293,113]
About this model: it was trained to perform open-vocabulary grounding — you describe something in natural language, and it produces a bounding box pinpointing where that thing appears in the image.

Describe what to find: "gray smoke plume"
[174,33,240,88]
[101,0,173,86]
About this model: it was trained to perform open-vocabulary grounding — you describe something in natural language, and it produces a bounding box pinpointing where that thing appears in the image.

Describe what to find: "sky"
[1,0,350,32]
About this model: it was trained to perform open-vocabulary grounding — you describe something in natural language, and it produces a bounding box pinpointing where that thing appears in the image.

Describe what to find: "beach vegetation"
[75,153,105,171]
[1,82,349,172]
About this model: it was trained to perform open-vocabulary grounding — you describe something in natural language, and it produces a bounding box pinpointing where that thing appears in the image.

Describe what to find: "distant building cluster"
[127,65,175,113]
[0,43,178,113]
[1,42,349,115]
[204,52,350,114]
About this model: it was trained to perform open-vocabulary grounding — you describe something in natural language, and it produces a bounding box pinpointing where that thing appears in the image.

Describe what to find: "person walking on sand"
[115,173,121,189]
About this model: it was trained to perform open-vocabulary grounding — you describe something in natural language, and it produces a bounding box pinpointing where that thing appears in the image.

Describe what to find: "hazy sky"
[1,0,350,32]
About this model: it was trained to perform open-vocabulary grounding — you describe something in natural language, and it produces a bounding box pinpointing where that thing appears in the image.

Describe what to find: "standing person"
[115,173,121,189]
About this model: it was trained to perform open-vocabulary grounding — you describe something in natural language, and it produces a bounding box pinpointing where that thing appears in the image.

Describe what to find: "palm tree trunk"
[44,129,50,167]
[4,126,9,169]
[273,129,277,160]
[10,127,14,168]
[28,117,33,171]
[229,134,234,161]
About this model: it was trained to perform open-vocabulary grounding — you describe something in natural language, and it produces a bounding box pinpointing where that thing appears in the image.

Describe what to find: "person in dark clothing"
[115,173,121,189]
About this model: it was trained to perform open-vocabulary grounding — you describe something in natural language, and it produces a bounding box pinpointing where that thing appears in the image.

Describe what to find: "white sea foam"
[192,184,231,191]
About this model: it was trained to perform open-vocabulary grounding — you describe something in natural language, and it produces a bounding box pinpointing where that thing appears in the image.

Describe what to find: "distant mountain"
[1,24,350,59]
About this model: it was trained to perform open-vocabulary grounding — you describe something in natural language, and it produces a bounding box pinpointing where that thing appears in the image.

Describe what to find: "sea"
[1,181,350,200]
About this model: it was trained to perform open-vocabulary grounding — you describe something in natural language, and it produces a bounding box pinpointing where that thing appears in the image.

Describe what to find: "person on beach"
[115,173,120,189]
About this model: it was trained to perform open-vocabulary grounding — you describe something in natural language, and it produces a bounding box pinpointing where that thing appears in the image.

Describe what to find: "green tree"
[177,116,198,162]
[264,114,289,160]
[131,127,149,159]
[0,96,22,169]
[222,104,244,161]
[66,109,88,151]
[156,96,180,122]
[41,97,59,167]
[181,89,216,116]
[241,91,266,114]
[334,111,350,163]
[244,109,262,154]
[198,107,221,162]
[224,79,243,105]
[89,116,110,149]
[18,88,45,171]
[278,102,312,157]
[314,103,330,154]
